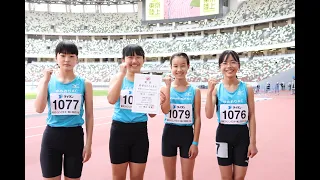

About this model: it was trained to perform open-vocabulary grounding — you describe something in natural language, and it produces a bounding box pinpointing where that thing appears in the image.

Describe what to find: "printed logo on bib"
[166,104,193,124]
[50,93,82,115]
[220,104,248,124]
[216,142,228,158]
[120,90,133,109]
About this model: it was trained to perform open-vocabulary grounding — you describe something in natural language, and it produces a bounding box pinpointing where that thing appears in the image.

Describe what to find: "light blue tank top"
[216,81,249,125]
[46,75,85,127]
[112,77,148,123]
[164,85,197,126]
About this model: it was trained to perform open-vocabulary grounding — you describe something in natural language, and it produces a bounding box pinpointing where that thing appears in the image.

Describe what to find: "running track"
[25,91,295,180]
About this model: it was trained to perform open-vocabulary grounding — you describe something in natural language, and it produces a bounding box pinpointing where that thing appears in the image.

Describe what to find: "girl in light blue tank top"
[205,50,258,180]
[34,41,94,179]
[160,52,202,180]
[107,44,165,180]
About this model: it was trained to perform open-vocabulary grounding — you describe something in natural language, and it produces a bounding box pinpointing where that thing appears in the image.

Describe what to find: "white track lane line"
[25,121,113,139]
[25,116,112,130]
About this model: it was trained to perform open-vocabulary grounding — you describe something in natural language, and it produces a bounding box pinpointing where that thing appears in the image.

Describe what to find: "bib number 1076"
[219,104,248,124]
[222,110,246,120]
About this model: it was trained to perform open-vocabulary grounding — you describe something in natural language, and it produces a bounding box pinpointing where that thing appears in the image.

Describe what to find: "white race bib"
[166,104,193,124]
[50,93,82,115]
[219,104,248,125]
[216,142,228,158]
[120,90,133,110]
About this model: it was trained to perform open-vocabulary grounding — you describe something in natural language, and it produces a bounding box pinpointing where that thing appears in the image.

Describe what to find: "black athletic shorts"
[109,120,149,164]
[162,124,194,158]
[215,123,250,167]
[40,125,84,178]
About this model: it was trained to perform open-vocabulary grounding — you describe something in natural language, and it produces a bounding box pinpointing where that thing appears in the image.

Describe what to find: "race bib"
[219,104,248,124]
[120,90,133,110]
[216,142,228,158]
[166,104,193,124]
[50,93,82,115]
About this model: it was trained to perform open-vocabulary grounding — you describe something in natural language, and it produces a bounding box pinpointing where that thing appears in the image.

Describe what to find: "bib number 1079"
[166,104,193,124]
[168,109,191,119]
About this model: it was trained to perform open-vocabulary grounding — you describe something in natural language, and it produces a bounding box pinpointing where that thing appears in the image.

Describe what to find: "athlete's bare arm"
[205,87,218,119]
[107,73,126,105]
[34,69,53,113]
[107,63,127,104]
[193,88,202,144]
[84,80,94,151]
[160,86,171,114]
[246,84,256,145]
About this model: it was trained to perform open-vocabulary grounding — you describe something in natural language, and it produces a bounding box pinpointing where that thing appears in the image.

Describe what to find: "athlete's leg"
[179,126,195,180]
[112,163,129,180]
[63,127,84,180]
[43,176,61,180]
[233,125,250,180]
[130,124,149,180]
[219,165,233,180]
[163,156,177,180]
[233,165,248,180]
[64,177,80,180]
[162,124,179,180]
[40,126,63,180]
[216,124,234,180]
[180,157,195,180]
[128,162,147,180]
[109,121,131,180]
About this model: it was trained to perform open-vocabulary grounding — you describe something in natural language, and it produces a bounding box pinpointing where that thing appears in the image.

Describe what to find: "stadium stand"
[25,0,295,88]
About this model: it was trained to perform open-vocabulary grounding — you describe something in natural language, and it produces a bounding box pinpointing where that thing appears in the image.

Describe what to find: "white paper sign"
[132,73,162,114]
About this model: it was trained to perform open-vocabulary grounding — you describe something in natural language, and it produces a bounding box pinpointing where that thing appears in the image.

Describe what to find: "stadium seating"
[25,54,295,83]
[25,24,295,56]
[25,0,295,84]
[25,0,295,34]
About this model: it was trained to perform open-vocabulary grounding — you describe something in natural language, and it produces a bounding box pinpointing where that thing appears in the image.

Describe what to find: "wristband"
[192,141,198,146]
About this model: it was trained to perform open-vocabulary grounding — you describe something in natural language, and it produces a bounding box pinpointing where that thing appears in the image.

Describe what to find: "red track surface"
[25,91,294,180]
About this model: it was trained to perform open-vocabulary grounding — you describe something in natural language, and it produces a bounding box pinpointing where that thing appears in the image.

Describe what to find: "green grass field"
[25,90,108,100]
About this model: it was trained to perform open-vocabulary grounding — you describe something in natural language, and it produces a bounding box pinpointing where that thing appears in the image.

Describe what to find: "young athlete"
[205,50,258,180]
[107,44,166,180]
[35,41,94,180]
[160,52,201,180]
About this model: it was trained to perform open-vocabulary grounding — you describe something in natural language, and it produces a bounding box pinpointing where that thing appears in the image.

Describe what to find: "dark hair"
[55,41,78,56]
[169,52,190,66]
[218,50,240,69]
[122,44,145,59]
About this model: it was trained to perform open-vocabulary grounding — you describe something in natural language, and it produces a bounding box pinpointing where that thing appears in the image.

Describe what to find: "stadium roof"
[25,0,141,5]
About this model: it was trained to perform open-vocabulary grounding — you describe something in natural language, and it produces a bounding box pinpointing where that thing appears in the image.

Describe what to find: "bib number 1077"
[52,99,79,110]
[50,93,82,115]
